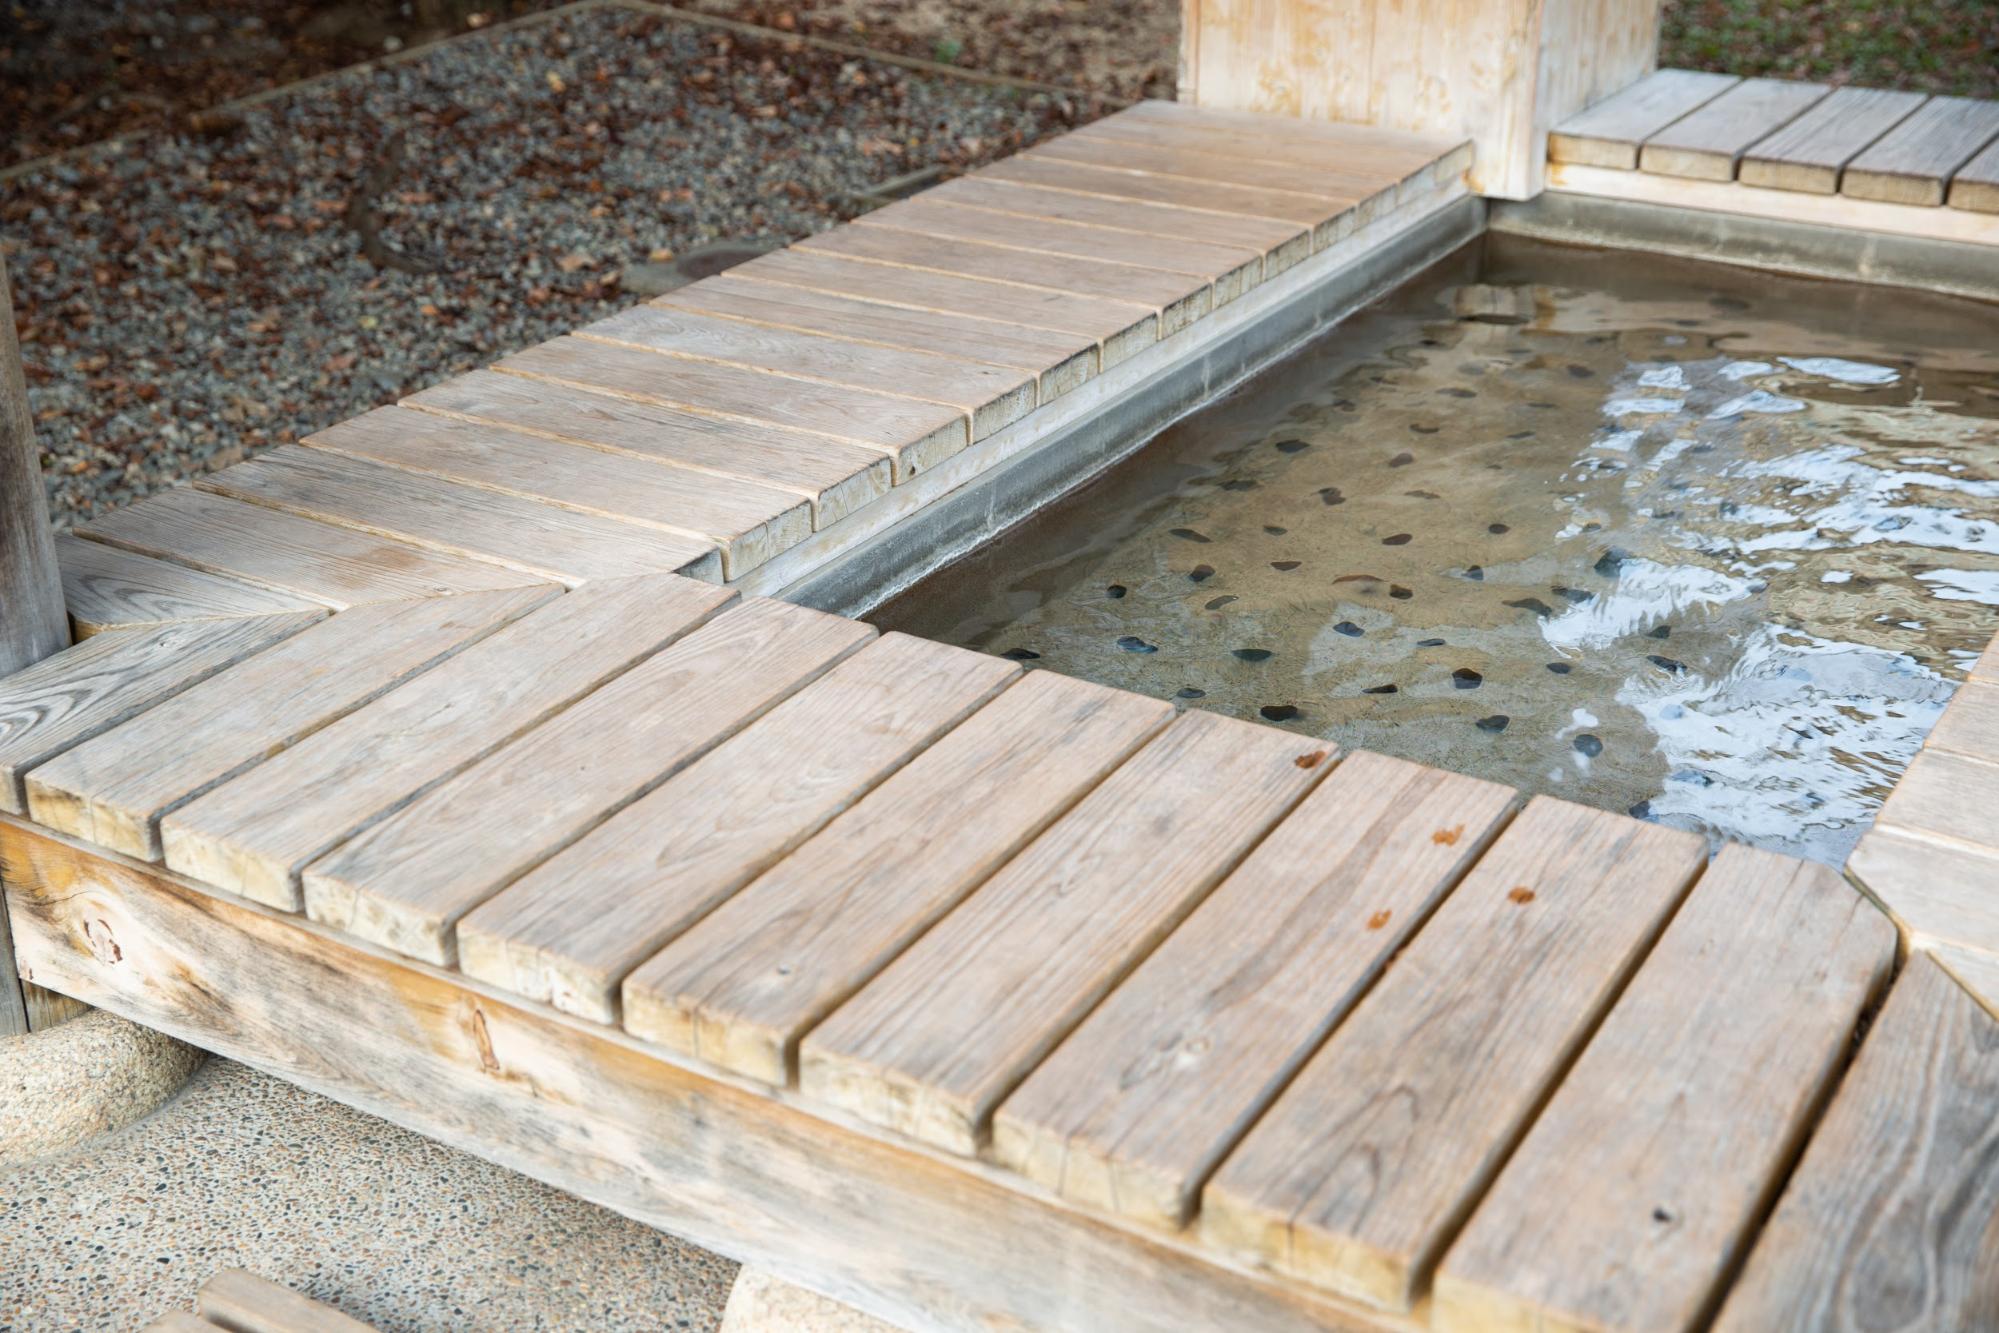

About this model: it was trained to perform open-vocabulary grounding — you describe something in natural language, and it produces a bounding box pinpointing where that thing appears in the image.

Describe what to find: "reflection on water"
[874,236,1999,865]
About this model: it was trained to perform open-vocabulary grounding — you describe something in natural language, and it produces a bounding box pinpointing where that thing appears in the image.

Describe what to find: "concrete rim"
[0,1008,204,1164]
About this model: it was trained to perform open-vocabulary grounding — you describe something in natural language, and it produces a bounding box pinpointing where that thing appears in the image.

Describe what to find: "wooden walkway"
[3,100,1997,1333]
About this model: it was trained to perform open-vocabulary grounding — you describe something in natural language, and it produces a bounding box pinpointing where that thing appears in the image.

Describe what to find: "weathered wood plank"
[1028,133,1374,209]
[620,671,1174,1086]
[1117,98,1460,161]
[925,176,1312,274]
[198,1267,377,1333]
[0,260,67,678]
[1548,69,1743,169]
[140,1313,218,1333]
[992,751,1516,1229]
[0,818,1406,1333]
[1711,953,1999,1332]
[1639,78,1832,181]
[402,369,885,531]
[457,633,1019,1023]
[302,598,874,966]
[578,305,1038,441]
[158,575,735,910]
[1844,95,1999,206]
[24,588,551,860]
[303,406,808,578]
[1924,677,1999,764]
[799,710,1330,1156]
[0,613,322,815]
[796,221,1211,335]
[855,197,1265,307]
[1934,942,1999,1020]
[497,336,967,483]
[1432,845,1896,1333]
[983,151,1346,238]
[1201,797,1708,1311]
[1950,137,1999,213]
[1846,825,1999,954]
[198,445,721,586]
[56,534,324,638]
[731,248,1160,369]
[1738,87,1929,193]
[657,274,1097,402]
[77,488,541,608]
[1875,747,1999,856]
[1071,109,1447,187]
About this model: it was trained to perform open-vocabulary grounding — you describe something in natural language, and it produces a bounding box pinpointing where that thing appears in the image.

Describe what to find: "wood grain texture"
[57,534,327,638]
[1846,825,1999,955]
[1549,69,1743,169]
[620,670,1174,1086]
[992,751,1516,1229]
[1076,104,1450,185]
[730,247,1159,369]
[1028,132,1379,212]
[198,1267,378,1333]
[302,598,873,966]
[1432,845,1896,1333]
[0,613,322,815]
[800,710,1330,1156]
[158,575,735,910]
[795,224,1209,335]
[657,273,1097,401]
[1711,953,1999,1333]
[1876,747,1999,855]
[1950,137,1999,213]
[1923,677,1999,764]
[303,406,808,579]
[578,305,1037,441]
[0,260,68,677]
[497,335,967,483]
[1,818,1407,1333]
[1738,87,1929,193]
[1201,797,1708,1311]
[198,444,722,586]
[1934,942,1999,1020]
[77,487,540,608]
[981,151,1336,231]
[24,588,551,860]
[1639,78,1832,181]
[457,633,1019,1024]
[1844,96,1999,206]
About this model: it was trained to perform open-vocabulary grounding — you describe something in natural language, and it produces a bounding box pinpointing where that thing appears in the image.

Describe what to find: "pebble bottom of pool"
[875,235,1999,865]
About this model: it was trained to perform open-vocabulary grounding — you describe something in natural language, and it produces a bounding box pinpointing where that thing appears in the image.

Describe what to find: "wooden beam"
[0,259,66,678]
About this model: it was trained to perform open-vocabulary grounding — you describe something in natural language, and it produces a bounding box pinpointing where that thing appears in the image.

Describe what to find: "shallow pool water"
[875,236,1999,865]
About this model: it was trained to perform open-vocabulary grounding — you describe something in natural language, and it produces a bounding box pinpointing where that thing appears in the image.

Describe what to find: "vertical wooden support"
[1177,0,1663,200]
[1,256,73,1036]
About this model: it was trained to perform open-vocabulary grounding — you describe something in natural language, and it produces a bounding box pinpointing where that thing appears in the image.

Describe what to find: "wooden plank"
[198,1267,377,1333]
[1,818,1407,1333]
[401,369,885,531]
[1711,953,1999,1332]
[795,225,1208,336]
[730,248,1160,369]
[1976,629,1999,684]
[1739,87,1929,193]
[1028,132,1381,212]
[302,598,874,966]
[1924,677,1999,763]
[1118,98,1459,159]
[657,274,1097,401]
[1949,137,1999,213]
[1846,826,1999,954]
[57,534,325,638]
[798,710,1331,1156]
[24,587,552,860]
[1875,747,1999,856]
[1074,107,1449,185]
[497,336,966,484]
[925,176,1312,273]
[1200,797,1708,1311]
[855,197,1265,307]
[1845,95,1999,206]
[1548,69,1743,169]
[142,1314,219,1333]
[992,751,1516,1229]
[578,306,1037,442]
[457,633,1020,1023]
[157,574,735,911]
[0,613,322,815]
[620,671,1174,1085]
[76,488,540,609]
[1639,78,1832,181]
[303,406,808,579]
[1432,845,1896,1333]
[1934,942,1999,1020]
[0,261,67,677]
[197,445,720,586]
[995,146,1351,237]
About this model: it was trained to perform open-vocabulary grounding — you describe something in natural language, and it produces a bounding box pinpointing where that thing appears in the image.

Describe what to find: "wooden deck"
[4,100,1998,1332]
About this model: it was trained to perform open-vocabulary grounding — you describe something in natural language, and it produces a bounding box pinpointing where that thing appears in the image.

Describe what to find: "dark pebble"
[1475,714,1509,732]
[1593,548,1628,578]
[1260,704,1301,722]
[1452,668,1483,689]
[1647,654,1686,673]
[1001,648,1041,660]
[1506,430,1535,440]
[1582,521,1603,533]
[1648,624,1671,639]
[1170,528,1212,543]
[1409,424,1440,435]
[1710,295,1750,311]
[1573,734,1604,757]
[1319,487,1346,506]
[1176,687,1206,700]
[1552,586,1592,604]
[1528,400,1557,409]
[1334,621,1364,637]
[1274,439,1310,454]
[1567,364,1594,379]
[1271,560,1302,572]
[1363,684,1398,695]
[1233,648,1273,662]
[1188,564,1215,583]
[1106,584,1127,599]
[1264,524,1287,535]
[1205,595,1238,610]
[1439,387,1476,398]
[1546,662,1572,675]
[1417,638,1446,647]
[1488,522,1509,534]
[1389,451,1416,467]
[1117,636,1158,654]
[1505,597,1554,617]
[1390,585,1413,600]
[1463,565,1484,581]
[1629,800,1653,819]
[1382,533,1412,546]
[1220,479,1259,492]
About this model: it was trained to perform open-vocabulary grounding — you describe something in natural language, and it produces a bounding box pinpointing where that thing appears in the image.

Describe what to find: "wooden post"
[1177,0,1662,200]
[1,255,72,1036]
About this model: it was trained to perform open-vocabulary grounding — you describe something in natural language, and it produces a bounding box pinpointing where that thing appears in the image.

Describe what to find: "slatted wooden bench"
[145,1268,376,1333]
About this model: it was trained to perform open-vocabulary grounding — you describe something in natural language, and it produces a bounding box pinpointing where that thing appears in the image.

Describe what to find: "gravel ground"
[0,1055,738,1331]
[2,3,1082,526]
